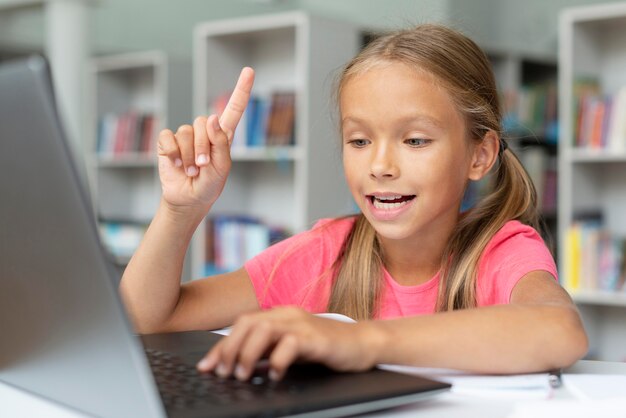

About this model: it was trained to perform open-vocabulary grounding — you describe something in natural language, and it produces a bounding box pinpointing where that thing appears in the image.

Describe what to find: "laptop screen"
[0,56,165,418]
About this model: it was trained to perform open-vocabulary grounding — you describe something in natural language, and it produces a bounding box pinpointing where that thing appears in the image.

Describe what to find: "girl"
[120,24,588,383]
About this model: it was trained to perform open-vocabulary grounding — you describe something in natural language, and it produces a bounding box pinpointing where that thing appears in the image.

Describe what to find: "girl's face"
[340,62,480,243]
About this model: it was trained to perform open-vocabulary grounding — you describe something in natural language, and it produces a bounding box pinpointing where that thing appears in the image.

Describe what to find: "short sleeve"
[476,221,558,306]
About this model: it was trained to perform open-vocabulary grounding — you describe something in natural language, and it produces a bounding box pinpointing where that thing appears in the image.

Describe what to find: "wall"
[6,0,626,60]
[448,0,626,57]
[0,0,451,58]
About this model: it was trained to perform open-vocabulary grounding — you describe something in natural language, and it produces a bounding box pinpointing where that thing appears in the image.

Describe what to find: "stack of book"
[97,111,156,156]
[564,218,626,293]
[209,91,296,148]
[204,215,290,276]
[573,79,626,151]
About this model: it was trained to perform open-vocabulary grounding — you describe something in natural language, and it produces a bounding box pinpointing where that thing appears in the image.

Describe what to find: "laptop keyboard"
[145,348,281,410]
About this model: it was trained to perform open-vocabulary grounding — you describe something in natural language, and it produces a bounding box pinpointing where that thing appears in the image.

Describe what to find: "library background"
[1,0,626,362]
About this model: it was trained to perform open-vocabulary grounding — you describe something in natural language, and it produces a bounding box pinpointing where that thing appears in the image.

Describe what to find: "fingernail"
[197,358,211,370]
[197,154,207,165]
[235,364,247,381]
[269,369,279,381]
[212,116,220,131]
[187,166,198,176]
[216,363,228,377]
[174,158,183,167]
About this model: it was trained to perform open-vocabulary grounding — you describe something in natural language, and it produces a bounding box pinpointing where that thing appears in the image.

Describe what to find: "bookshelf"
[87,50,191,267]
[190,12,360,279]
[559,3,626,361]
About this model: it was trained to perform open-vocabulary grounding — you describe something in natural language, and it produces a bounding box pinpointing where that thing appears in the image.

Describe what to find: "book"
[204,215,289,275]
[605,86,626,152]
[96,111,156,156]
[564,217,626,293]
[209,90,295,149]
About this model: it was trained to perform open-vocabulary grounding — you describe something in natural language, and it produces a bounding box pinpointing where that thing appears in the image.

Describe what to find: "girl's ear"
[468,130,499,181]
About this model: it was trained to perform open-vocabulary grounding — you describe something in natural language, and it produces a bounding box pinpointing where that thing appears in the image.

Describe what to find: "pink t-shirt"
[244,217,557,319]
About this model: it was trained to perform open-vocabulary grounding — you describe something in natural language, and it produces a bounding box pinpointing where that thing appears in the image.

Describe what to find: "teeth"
[376,195,402,201]
[373,199,409,210]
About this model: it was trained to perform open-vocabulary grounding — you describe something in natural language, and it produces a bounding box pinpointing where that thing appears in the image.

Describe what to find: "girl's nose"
[369,144,399,179]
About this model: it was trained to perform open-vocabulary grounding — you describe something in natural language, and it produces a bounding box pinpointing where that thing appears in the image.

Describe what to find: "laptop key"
[146,348,273,409]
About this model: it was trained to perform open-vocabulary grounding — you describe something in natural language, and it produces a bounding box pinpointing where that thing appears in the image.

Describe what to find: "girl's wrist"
[357,320,393,367]
[158,199,209,231]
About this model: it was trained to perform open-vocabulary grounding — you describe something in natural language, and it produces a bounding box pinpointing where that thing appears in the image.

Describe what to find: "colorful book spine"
[564,219,626,293]
[96,111,157,156]
[203,215,289,275]
[573,79,626,151]
[208,90,296,148]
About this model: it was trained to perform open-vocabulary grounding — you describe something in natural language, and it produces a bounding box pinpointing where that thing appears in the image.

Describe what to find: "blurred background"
[2,0,626,362]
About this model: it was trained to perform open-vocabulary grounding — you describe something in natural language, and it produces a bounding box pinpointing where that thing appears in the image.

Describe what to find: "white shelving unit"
[87,50,191,267]
[559,3,626,361]
[190,12,360,279]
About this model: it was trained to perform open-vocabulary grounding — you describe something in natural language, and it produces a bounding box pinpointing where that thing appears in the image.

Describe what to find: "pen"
[548,369,562,388]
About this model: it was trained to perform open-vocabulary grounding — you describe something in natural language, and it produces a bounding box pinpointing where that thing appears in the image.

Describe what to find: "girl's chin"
[362,216,417,241]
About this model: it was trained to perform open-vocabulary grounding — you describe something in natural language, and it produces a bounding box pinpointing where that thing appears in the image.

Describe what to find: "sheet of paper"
[563,374,626,400]
[508,398,626,418]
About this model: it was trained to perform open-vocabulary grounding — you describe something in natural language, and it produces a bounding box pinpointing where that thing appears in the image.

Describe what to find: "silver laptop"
[0,55,450,418]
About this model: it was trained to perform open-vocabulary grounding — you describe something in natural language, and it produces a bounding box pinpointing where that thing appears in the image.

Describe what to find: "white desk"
[1,360,625,418]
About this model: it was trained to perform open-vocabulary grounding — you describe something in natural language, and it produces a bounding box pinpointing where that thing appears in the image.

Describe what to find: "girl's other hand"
[196,307,383,381]
[157,67,255,212]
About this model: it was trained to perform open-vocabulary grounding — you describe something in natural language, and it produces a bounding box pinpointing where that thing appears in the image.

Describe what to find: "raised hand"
[157,67,255,211]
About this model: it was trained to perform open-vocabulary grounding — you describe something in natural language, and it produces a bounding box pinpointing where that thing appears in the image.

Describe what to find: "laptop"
[0,56,450,418]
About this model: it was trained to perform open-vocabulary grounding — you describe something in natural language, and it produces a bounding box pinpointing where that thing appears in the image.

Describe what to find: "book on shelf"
[208,90,295,149]
[564,215,626,293]
[96,111,156,156]
[572,79,626,151]
[98,220,148,261]
[203,214,290,276]
[502,82,558,142]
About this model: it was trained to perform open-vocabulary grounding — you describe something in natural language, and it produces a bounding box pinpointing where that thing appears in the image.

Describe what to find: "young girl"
[120,24,588,382]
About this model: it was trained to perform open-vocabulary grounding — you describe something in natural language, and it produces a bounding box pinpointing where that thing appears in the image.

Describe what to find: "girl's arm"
[119,201,260,334]
[197,270,588,381]
[119,68,259,334]
[371,270,588,373]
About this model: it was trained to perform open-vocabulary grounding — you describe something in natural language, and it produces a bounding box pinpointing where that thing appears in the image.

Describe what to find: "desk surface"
[1,360,624,418]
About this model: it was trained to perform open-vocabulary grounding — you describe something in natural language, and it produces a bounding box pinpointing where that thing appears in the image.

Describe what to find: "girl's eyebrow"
[341,115,445,130]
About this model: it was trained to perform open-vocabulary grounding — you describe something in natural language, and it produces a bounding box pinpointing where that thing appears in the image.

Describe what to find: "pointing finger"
[219,67,255,143]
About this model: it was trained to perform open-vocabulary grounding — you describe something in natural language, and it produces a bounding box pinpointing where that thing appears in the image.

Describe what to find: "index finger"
[219,67,255,143]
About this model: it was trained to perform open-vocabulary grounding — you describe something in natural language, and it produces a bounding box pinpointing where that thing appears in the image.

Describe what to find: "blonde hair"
[328,24,541,318]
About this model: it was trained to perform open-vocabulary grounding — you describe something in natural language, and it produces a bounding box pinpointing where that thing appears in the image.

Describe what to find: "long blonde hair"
[328,24,541,319]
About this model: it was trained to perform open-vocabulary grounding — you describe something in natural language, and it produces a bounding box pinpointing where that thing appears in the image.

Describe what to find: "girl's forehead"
[343,60,442,88]
[340,62,457,114]
[339,61,468,136]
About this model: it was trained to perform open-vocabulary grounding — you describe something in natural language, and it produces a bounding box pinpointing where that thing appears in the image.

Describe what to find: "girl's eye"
[405,138,430,147]
[347,139,369,147]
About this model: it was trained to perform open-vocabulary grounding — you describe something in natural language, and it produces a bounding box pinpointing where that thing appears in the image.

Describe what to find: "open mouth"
[368,194,416,210]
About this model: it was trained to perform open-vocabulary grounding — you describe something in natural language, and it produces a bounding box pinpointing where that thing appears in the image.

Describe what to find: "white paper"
[508,398,626,418]
[563,374,626,400]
